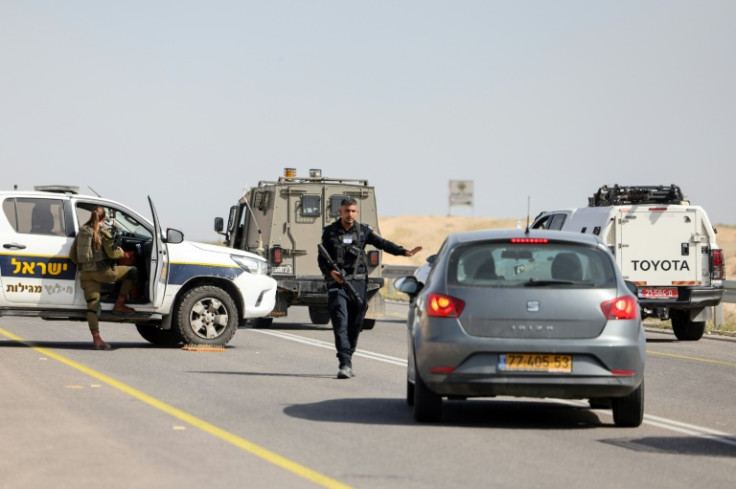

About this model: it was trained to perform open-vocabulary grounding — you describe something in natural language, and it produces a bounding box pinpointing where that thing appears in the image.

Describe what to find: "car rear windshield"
[447,241,617,288]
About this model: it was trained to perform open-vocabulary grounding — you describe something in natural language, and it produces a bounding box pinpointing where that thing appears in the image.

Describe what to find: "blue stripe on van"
[167,263,243,285]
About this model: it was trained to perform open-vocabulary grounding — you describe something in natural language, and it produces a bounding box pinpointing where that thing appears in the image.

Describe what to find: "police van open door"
[148,197,168,308]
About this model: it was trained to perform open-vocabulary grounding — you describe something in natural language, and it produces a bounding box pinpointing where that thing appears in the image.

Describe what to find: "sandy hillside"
[378,215,736,279]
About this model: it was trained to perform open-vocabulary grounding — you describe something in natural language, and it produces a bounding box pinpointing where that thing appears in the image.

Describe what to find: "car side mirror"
[395,275,422,298]
[166,228,184,244]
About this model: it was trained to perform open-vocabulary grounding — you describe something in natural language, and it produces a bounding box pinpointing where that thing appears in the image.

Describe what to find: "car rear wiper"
[523,279,594,287]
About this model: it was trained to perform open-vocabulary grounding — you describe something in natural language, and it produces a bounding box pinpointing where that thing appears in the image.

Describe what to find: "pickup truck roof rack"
[588,184,688,207]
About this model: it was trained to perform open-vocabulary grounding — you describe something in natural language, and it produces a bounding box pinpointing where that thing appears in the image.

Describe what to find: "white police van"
[533,185,725,341]
[0,186,277,346]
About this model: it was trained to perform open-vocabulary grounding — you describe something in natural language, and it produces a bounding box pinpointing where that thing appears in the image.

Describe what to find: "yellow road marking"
[0,328,352,489]
[648,350,736,368]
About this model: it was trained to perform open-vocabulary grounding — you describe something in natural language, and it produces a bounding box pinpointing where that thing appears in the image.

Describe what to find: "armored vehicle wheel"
[670,310,706,341]
[249,317,274,328]
[612,379,644,427]
[406,379,415,406]
[175,285,238,346]
[308,306,330,325]
[136,324,183,346]
[362,319,376,330]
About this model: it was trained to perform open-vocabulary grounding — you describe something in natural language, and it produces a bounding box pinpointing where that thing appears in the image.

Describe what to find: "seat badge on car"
[527,301,540,312]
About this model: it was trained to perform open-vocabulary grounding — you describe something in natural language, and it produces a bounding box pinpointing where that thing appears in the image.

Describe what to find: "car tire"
[175,286,238,346]
[406,379,415,406]
[670,310,705,341]
[362,319,376,330]
[612,379,644,427]
[308,306,331,325]
[413,369,443,422]
[135,323,183,346]
[249,317,274,329]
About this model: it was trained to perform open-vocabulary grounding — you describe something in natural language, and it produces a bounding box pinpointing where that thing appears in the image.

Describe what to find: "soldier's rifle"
[317,243,364,308]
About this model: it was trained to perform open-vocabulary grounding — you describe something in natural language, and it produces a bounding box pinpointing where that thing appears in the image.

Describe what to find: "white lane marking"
[252,329,736,448]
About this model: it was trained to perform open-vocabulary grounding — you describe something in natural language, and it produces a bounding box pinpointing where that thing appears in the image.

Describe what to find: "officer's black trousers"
[327,279,368,368]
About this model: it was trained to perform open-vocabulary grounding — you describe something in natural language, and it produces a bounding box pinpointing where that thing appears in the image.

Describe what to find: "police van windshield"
[76,204,152,239]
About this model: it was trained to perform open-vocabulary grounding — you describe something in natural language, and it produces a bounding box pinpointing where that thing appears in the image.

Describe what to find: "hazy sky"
[2,1,734,241]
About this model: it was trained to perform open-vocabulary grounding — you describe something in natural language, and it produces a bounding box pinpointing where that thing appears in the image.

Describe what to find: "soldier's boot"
[91,331,111,350]
[113,295,135,314]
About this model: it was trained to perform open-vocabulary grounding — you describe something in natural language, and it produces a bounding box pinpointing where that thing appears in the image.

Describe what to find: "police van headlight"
[231,254,269,275]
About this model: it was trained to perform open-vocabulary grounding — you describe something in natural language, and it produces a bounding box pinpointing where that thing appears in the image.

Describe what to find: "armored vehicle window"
[301,194,321,217]
[3,198,66,236]
[330,195,348,217]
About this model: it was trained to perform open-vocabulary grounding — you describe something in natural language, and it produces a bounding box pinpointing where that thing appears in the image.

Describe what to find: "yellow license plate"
[499,353,572,373]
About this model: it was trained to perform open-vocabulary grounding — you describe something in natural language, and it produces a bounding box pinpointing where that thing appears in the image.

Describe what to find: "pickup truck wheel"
[135,324,183,346]
[308,306,331,325]
[176,286,238,346]
[670,310,706,341]
[612,379,644,427]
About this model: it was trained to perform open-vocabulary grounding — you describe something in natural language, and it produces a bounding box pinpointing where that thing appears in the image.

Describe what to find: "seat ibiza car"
[395,229,645,426]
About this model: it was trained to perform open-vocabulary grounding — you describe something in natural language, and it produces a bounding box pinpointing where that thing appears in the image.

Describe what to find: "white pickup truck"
[0,186,276,346]
[533,185,725,341]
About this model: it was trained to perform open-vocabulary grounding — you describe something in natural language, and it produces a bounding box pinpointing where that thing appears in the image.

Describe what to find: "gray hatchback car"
[395,229,646,426]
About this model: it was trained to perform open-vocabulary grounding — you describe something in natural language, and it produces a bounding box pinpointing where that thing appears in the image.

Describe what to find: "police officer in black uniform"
[318,198,422,379]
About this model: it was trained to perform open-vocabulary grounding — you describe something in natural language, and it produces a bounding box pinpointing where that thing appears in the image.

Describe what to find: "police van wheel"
[175,286,238,346]
[135,324,183,347]
[362,319,376,330]
[308,306,330,325]
[670,310,706,341]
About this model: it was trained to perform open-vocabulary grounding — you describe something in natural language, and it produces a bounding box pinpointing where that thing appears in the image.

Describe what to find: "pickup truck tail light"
[367,250,380,266]
[711,249,725,280]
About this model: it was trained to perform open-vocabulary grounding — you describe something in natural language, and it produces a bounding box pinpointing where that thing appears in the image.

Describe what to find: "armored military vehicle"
[216,168,386,328]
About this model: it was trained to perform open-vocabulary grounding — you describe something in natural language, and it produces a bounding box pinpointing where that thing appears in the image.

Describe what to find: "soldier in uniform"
[318,198,421,379]
[76,206,138,349]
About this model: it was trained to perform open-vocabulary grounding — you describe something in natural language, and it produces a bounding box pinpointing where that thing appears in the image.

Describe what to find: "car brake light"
[711,249,725,280]
[270,246,283,265]
[511,238,548,244]
[600,296,638,320]
[367,250,380,267]
[427,293,465,318]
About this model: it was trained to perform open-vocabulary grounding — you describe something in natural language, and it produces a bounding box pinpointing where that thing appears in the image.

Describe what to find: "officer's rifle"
[317,243,364,308]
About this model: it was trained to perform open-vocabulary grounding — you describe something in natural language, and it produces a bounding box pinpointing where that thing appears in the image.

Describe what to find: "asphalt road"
[1,303,735,489]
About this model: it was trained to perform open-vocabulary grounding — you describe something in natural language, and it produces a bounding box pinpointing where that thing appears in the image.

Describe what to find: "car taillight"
[600,296,638,320]
[270,246,283,265]
[427,293,465,318]
[711,249,725,280]
[367,250,380,266]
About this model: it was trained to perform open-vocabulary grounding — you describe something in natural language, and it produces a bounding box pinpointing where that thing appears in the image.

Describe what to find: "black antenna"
[88,186,102,197]
[524,196,531,234]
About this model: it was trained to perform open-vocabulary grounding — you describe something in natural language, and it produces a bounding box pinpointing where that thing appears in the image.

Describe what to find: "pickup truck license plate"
[639,287,677,299]
[499,354,572,373]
